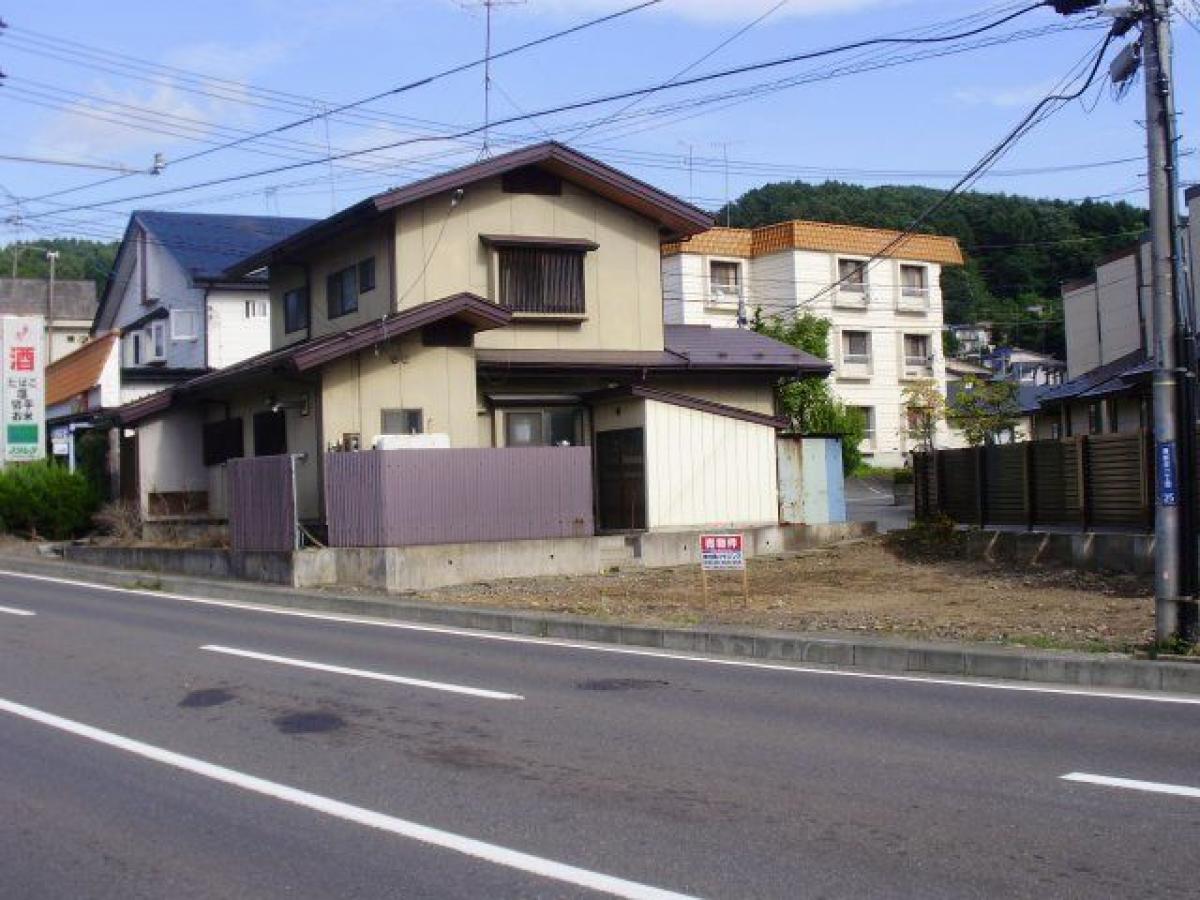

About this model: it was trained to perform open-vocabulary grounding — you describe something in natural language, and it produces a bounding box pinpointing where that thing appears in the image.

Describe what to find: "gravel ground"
[428,535,1155,652]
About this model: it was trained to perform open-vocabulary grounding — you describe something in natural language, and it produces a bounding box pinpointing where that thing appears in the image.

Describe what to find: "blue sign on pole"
[1157,441,1179,507]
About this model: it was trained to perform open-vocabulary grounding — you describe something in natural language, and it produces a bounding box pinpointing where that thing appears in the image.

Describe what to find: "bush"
[93,499,141,542]
[0,461,98,539]
[893,469,914,485]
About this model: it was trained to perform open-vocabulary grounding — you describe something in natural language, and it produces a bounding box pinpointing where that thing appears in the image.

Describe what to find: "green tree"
[900,379,945,453]
[0,238,120,294]
[948,376,1020,446]
[753,310,865,474]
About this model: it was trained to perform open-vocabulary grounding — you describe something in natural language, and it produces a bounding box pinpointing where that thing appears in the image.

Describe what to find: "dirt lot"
[430,534,1155,652]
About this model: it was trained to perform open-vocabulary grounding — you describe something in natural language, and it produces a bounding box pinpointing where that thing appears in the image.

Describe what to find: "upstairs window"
[903,334,931,368]
[170,309,200,341]
[498,248,585,315]
[900,264,929,297]
[358,257,376,293]
[245,299,268,318]
[841,330,871,366]
[503,408,583,447]
[838,258,867,292]
[283,287,308,334]
[381,408,424,435]
[327,265,359,319]
[709,260,741,299]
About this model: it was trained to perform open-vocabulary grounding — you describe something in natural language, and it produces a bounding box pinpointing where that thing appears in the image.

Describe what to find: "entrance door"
[596,427,645,531]
[119,430,138,503]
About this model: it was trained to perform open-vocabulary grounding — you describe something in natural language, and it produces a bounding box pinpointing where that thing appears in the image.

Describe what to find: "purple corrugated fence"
[228,455,297,552]
[325,447,594,548]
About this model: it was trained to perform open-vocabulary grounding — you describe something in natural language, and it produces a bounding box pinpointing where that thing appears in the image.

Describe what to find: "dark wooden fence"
[325,447,594,548]
[228,455,298,551]
[914,432,1152,532]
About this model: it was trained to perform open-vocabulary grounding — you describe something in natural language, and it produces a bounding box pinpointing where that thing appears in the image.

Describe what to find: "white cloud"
[24,38,295,163]
[952,82,1055,109]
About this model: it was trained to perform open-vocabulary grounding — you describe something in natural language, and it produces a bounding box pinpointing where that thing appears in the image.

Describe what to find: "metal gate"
[227,455,299,552]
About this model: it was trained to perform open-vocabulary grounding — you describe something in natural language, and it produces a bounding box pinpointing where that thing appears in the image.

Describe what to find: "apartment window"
[851,406,875,444]
[503,408,583,447]
[283,287,308,334]
[709,260,741,299]
[170,309,200,341]
[327,265,359,319]
[903,334,931,368]
[244,299,268,318]
[498,248,585,315]
[900,264,929,297]
[381,408,424,435]
[358,257,376,293]
[838,258,867,292]
[841,331,871,366]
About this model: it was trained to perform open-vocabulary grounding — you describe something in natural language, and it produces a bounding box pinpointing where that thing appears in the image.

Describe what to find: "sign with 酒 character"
[700,533,746,570]
[2,317,46,463]
[699,533,750,607]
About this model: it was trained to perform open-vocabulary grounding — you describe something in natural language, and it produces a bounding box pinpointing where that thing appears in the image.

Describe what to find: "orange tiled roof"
[662,220,964,266]
[46,332,119,407]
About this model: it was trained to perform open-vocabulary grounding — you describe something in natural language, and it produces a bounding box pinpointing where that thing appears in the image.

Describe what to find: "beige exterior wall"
[1063,282,1101,380]
[643,399,778,530]
[1095,252,1143,365]
[395,177,665,352]
[138,408,208,515]
[319,335,478,451]
[650,375,776,416]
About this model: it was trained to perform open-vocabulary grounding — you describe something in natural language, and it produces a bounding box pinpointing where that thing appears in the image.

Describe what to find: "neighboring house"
[985,346,1066,387]
[950,323,993,357]
[661,221,964,467]
[117,143,830,529]
[1033,240,1157,439]
[92,211,317,400]
[0,276,97,361]
[944,357,992,407]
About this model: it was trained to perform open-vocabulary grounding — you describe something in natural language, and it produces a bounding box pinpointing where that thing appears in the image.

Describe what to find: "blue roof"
[133,211,317,282]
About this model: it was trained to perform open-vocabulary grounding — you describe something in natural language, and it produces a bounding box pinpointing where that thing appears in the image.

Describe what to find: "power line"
[4,0,664,202]
[12,3,1059,223]
[791,24,1121,312]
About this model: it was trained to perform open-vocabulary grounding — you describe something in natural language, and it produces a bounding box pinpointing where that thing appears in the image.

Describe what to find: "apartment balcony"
[832,284,870,310]
[838,354,872,381]
[896,285,931,313]
[705,285,743,310]
[899,355,936,381]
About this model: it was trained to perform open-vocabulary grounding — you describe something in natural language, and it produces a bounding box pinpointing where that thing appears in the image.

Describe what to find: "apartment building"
[662,221,964,467]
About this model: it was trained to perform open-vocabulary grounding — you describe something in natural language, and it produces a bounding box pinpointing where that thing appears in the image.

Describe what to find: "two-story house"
[117,143,829,530]
[661,222,964,467]
[93,211,317,393]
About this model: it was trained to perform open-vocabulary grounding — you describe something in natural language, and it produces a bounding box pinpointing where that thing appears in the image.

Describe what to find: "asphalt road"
[845,477,911,533]
[1,570,1198,899]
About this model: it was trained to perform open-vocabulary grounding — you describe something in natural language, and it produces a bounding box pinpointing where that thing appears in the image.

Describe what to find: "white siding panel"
[644,400,777,530]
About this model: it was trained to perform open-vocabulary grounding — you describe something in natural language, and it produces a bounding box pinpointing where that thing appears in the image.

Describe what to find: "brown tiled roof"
[46,332,118,406]
[663,220,964,266]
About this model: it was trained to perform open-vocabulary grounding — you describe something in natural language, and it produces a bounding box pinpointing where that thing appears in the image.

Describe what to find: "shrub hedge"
[0,461,98,539]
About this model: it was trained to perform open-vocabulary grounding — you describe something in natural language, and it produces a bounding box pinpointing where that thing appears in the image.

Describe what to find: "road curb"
[3,553,1197,695]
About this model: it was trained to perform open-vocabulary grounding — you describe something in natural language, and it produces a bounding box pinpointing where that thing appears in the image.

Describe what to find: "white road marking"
[3,568,1199,706]
[0,604,34,616]
[201,645,522,701]
[1061,772,1200,799]
[0,697,694,900]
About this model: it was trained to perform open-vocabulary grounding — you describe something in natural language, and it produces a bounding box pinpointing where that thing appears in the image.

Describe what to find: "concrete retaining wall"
[63,521,873,593]
[964,529,1156,575]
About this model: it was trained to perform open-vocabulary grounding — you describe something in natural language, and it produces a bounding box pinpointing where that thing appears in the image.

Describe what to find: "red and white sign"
[2,317,45,462]
[700,533,745,571]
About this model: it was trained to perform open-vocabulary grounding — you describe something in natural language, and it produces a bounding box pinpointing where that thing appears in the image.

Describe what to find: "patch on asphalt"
[179,687,236,708]
[575,678,669,692]
[272,710,346,734]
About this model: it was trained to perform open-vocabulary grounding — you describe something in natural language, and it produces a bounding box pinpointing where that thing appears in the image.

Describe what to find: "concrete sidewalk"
[1,552,1196,695]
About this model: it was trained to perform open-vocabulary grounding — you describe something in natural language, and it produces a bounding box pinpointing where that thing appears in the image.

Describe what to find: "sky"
[1,0,1197,245]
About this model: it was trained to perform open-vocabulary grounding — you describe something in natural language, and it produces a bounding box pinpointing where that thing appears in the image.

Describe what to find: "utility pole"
[44,249,58,364]
[1055,0,1196,640]
[1142,0,1197,640]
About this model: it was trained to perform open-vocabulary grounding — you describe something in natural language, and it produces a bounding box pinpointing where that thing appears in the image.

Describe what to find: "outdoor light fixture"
[267,396,309,416]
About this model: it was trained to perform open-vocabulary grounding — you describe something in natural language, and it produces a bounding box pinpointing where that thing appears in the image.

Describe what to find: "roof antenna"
[459,0,526,159]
